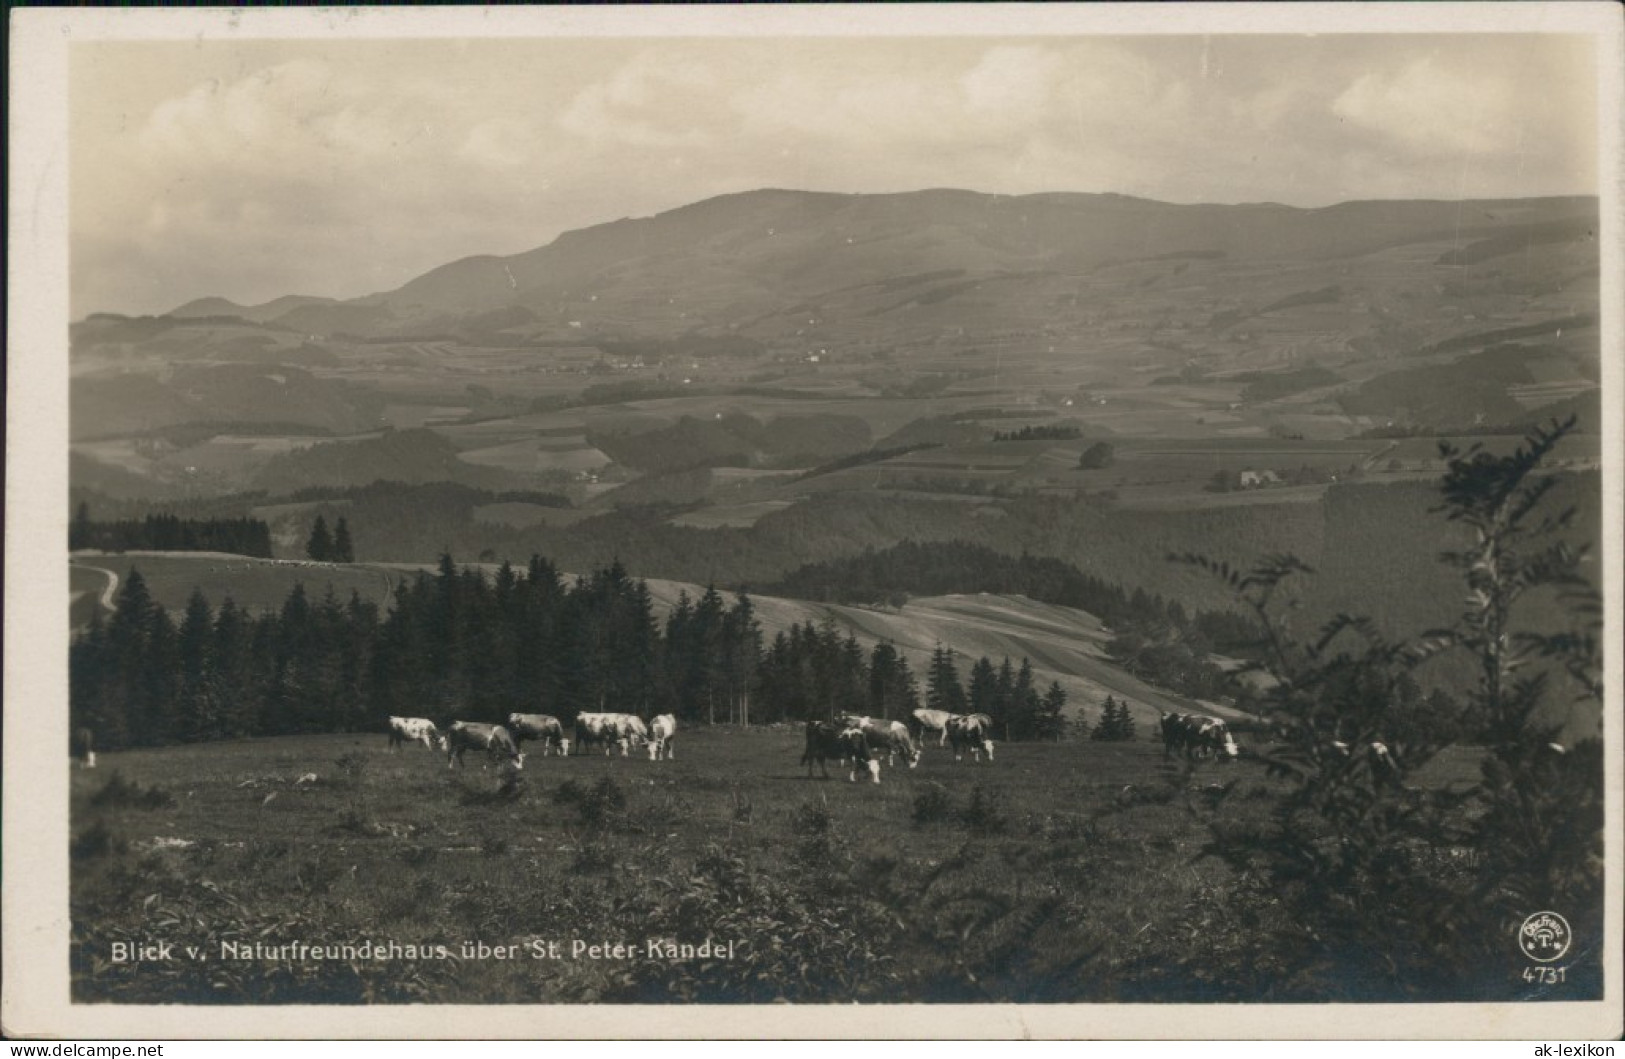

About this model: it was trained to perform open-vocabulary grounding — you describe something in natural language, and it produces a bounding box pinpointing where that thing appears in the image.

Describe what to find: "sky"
[69,31,1601,318]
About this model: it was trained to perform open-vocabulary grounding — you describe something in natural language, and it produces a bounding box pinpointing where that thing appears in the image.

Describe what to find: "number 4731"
[1524,966,1566,985]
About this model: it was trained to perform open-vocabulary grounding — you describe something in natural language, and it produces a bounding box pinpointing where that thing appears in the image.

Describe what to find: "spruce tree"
[926,645,967,715]
[1036,681,1068,741]
[306,516,333,562]
[1091,696,1114,741]
[177,588,217,742]
[333,517,355,563]
[723,592,762,725]
[967,656,1000,724]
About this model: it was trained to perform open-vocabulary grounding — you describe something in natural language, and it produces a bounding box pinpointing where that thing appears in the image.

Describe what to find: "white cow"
[575,713,648,756]
[388,716,440,752]
[440,722,524,770]
[647,714,678,760]
[946,713,995,763]
[912,708,959,748]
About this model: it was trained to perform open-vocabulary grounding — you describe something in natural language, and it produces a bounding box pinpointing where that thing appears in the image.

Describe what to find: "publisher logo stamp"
[1517,911,1572,963]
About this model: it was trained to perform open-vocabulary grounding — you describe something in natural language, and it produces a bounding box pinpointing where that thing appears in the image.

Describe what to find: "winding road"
[72,561,121,612]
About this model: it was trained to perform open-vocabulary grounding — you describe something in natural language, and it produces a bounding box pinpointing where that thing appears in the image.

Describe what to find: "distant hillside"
[71,363,383,442]
[170,294,337,324]
[1340,344,1577,428]
[149,188,1589,344]
[249,427,535,494]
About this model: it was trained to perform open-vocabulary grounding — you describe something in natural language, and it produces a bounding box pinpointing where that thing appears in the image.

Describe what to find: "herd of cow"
[800,709,999,783]
[382,707,1003,782]
[382,707,1258,781]
[387,712,678,770]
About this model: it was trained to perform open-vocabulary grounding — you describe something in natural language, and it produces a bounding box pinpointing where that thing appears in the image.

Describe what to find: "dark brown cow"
[946,713,995,763]
[801,720,880,783]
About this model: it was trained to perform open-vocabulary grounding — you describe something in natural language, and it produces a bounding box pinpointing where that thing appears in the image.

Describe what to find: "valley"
[67,188,1605,735]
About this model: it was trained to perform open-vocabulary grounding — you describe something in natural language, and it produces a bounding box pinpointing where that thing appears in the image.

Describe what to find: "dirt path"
[73,562,120,611]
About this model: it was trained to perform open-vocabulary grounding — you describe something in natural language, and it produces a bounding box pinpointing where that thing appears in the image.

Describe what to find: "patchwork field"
[69,728,1492,1005]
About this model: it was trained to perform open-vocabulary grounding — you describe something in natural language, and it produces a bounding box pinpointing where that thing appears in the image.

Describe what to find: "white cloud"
[558,52,725,148]
[1332,55,1518,156]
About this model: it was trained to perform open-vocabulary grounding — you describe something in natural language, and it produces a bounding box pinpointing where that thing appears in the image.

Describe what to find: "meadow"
[69,726,1491,1006]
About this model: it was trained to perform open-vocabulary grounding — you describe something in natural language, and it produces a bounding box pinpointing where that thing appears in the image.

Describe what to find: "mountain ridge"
[151,187,1597,334]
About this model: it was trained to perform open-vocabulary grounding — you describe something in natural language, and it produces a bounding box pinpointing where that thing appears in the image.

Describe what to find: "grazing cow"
[843,716,920,768]
[574,713,614,755]
[388,716,441,752]
[1160,712,1237,762]
[1189,716,1239,761]
[74,727,96,769]
[620,715,651,753]
[801,720,880,783]
[647,714,678,760]
[946,713,995,763]
[912,708,959,748]
[575,713,647,756]
[507,713,567,756]
[441,722,524,770]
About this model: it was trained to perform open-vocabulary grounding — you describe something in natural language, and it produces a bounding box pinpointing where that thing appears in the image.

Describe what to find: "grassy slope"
[69,729,1490,1005]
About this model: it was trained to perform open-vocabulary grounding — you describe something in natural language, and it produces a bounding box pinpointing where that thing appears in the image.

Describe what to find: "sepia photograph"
[6,2,1622,1040]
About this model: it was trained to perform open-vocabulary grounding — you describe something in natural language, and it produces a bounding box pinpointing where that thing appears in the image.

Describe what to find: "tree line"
[69,553,1067,751]
[70,507,273,558]
[992,425,1081,442]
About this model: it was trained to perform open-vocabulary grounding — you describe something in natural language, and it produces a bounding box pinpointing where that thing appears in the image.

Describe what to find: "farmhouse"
[1238,468,1282,489]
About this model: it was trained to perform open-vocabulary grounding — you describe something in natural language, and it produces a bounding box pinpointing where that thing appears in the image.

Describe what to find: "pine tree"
[1091,696,1112,741]
[868,641,917,721]
[210,596,254,737]
[1090,695,1137,741]
[176,588,218,742]
[967,656,1000,723]
[724,592,762,725]
[694,586,728,724]
[1035,681,1068,741]
[926,645,967,716]
[1006,657,1040,740]
[306,516,333,562]
[332,517,355,563]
